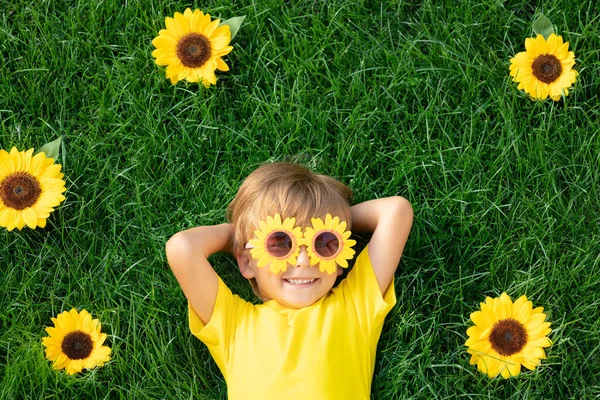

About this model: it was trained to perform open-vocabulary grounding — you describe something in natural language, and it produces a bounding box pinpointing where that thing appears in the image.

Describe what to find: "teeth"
[285,278,316,285]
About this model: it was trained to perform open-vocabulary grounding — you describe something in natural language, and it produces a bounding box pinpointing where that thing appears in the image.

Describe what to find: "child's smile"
[249,246,341,309]
[282,278,318,286]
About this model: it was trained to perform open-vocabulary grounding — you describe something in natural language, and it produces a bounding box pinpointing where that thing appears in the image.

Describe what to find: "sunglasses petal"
[310,216,325,231]
[257,254,271,268]
[269,214,280,226]
[309,253,321,266]
[248,238,261,247]
[320,259,336,274]
[277,259,290,273]
[282,216,296,230]
[336,257,349,269]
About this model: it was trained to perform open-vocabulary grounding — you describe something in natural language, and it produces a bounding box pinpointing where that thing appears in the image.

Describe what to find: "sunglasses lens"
[314,232,339,258]
[267,231,294,257]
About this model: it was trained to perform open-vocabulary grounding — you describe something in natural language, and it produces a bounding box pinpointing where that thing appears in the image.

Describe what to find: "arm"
[350,196,413,294]
[165,224,234,325]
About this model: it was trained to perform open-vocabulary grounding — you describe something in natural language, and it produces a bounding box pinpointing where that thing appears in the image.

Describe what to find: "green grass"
[1,0,599,398]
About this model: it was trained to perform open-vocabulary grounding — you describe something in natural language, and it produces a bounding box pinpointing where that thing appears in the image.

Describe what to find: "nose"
[294,246,310,268]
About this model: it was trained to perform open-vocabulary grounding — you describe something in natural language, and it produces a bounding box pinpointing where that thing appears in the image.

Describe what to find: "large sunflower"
[248,214,304,274]
[465,293,552,379]
[303,214,356,274]
[509,34,577,101]
[152,8,233,86]
[42,309,111,375]
[0,147,66,231]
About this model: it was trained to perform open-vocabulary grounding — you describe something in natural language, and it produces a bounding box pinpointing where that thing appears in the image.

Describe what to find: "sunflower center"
[176,33,212,68]
[0,172,42,210]
[61,331,94,360]
[531,54,562,84]
[489,318,528,356]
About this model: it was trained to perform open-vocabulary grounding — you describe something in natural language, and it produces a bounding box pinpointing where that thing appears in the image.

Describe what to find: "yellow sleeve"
[188,276,240,377]
[336,244,396,334]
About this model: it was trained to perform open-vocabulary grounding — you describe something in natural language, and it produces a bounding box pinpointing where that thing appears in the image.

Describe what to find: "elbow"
[165,232,192,267]
[165,232,181,256]
[390,196,413,224]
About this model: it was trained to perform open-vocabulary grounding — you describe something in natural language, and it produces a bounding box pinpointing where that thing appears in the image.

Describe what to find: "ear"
[236,251,256,279]
[336,266,344,277]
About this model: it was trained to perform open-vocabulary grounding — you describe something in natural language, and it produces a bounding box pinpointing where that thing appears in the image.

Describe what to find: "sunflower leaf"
[34,137,62,161]
[219,16,246,40]
[532,13,554,40]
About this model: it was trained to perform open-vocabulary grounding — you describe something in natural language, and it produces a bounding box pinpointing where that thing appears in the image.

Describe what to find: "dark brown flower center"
[489,319,528,356]
[176,33,212,68]
[531,54,562,84]
[0,172,42,210]
[61,331,94,360]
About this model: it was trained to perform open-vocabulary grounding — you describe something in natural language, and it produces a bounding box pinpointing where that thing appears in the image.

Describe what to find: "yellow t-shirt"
[188,245,396,400]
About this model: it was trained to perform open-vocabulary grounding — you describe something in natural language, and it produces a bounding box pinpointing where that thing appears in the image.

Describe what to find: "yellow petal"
[204,19,220,38]
[164,17,184,38]
[0,208,17,228]
[190,10,207,32]
[524,36,541,56]
[202,70,217,85]
[500,361,521,378]
[512,295,532,321]
[522,345,545,360]
[470,310,492,329]
[173,12,192,35]
[66,359,85,375]
[183,8,193,19]
[528,337,552,347]
[257,254,270,268]
[336,257,348,269]
[554,42,569,59]
[94,345,112,362]
[534,83,549,100]
[211,25,231,40]
[210,35,230,51]
[213,46,233,58]
[22,208,38,229]
[546,34,563,52]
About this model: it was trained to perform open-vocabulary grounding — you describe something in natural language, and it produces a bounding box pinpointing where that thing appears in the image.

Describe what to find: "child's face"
[241,245,342,308]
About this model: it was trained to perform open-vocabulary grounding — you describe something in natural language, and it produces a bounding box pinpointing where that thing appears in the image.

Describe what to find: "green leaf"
[34,137,62,161]
[219,16,246,40]
[532,13,554,40]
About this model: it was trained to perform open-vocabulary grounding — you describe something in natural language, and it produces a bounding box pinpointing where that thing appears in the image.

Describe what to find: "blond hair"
[227,162,353,296]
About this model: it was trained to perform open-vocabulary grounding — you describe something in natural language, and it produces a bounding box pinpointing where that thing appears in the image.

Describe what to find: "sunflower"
[465,293,552,379]
[248,214,304,274]
[152,8,233,86]
[42,309,111,375]
[303,214,356,274]
[509,34,577,101]
[0,147,66,231]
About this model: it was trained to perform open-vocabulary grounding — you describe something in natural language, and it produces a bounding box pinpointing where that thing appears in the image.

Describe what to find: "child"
[166,162,413,399]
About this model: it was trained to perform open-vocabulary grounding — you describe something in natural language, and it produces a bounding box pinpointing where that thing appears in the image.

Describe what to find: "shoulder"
[331,245,396,322]
[189,276,254,339]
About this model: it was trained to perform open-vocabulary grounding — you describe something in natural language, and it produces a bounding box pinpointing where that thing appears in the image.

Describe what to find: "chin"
[281,297,319,309]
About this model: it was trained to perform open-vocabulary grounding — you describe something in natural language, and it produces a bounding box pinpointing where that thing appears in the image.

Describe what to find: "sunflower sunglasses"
[245,214,356,274]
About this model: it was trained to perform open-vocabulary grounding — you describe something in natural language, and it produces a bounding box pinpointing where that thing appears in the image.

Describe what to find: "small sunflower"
[465,293,552,379]
[152,8,233,86]
[248,214,304,274]
[0,147,66,231]
[303,214,356,274]
[509,34,577,101]
[42,309,111,375]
